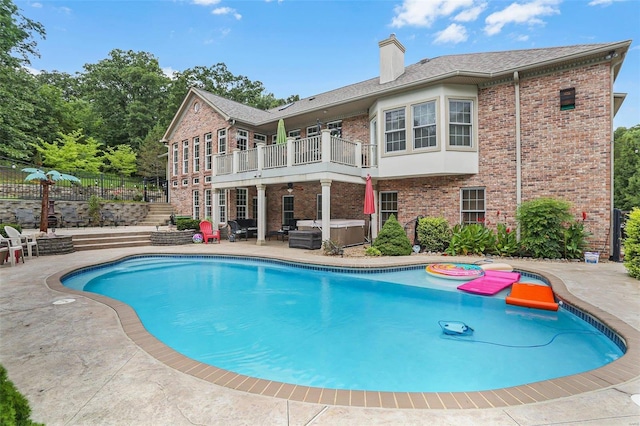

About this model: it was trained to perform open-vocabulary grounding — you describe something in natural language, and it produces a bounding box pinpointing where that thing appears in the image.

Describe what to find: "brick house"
[163,35,631,253]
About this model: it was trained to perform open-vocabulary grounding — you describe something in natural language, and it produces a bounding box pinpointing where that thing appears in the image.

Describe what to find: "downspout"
[514,71,522,240]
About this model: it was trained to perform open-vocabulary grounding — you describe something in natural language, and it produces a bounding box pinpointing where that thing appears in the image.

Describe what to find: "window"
[413,101,437,149]
[271,134,278,145]
[204,176,212,183]
[461,188,485,224]
[327,120,342,137]
[193,178,199,184]
[288,129,301,140]
[193,190,200,219]
[193,136,200,172]
[204,189,212,220]
[379,191,398,227]
[252,196,258,219]
[218,129,227,154]
[384,108,406,152]
[182,140,188,174]
[237,129,248,151]
[172,180,178,187]
[172,143,178,176]
[307,125,320,138]
[316,194,322,220]
[253,133,266,148]
[449,100,473,147]
[205,133,212,170]
[182,178,188,186]
[283,195,294,225]
[219,190,227,224]
[236,188,247,219]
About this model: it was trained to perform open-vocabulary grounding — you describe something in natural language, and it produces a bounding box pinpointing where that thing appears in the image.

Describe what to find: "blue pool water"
[63,256,623,392]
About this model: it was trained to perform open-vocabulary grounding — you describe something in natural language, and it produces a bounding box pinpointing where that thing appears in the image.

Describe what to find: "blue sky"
[17,0,640,128]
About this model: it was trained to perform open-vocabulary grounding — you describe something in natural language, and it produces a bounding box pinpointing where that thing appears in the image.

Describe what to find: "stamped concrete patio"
[1,226,639,425]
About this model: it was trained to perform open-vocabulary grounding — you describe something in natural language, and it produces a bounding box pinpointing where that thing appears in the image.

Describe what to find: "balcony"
[212,130,377,186]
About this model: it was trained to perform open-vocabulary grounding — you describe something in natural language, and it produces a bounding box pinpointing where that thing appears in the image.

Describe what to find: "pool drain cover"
[52,298,76,305]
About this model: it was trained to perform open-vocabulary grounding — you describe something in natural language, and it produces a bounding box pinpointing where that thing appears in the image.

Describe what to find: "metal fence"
[0,157,167,202]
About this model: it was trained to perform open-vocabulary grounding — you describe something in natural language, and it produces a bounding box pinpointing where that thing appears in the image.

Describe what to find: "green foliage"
[623,208,640,279]
[563,221,591,259]
[0,0,45,68]
[445,224,496,256]
[322,240,344,256]
[31,130,103,173]
[416,217,451,252]
[137,123,168,178]
[103,144,137,176]
[494,223,519,256]
[0,363,43,426]
[87,195,101,226]
[0,223,22,238]
[373,214,412,256]
[614,125,640,211]
[364,246,381,256]
[176,218,200,231]
[517,198,573,259]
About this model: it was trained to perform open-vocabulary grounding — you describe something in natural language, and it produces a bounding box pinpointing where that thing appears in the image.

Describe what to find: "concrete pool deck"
[1,226,639,425]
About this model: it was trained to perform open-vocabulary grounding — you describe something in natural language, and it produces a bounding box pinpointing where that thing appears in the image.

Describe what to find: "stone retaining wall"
[150,230,196,245]
[35,235,74,255]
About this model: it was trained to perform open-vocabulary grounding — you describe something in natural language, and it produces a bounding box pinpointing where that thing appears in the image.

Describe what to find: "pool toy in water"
[439,320,474,336]
[479,263,514,272]
[506,283,559,311]
[426,263,484,280]
[457,270,521,295]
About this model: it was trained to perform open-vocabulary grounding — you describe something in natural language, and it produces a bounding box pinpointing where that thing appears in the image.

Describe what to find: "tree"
[137,123,168,180]
[22,168,80,233]
[373,214,413,256]
[614,125,640,210]
[0,0,45,68]
[103,144,137,176]
[31,130,103,173]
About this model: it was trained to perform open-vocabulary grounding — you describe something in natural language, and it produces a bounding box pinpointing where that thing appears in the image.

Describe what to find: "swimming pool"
[62,255,624,393]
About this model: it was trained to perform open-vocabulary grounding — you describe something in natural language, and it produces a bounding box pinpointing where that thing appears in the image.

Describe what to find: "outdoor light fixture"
[605,50,618,60]
[287,182,294,193]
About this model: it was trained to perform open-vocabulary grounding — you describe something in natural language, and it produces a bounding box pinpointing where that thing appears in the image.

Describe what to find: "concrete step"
[74,240,151,251]
[72,231,151,251]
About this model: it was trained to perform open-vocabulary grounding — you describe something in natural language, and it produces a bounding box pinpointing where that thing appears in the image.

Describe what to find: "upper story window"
[449,99,473,147]
[193,136,200,172]
[172,143,178,176]
[307,125,320,137]
[237,129,248,151]
[218,129,227,154]
[182,140,189,174]
[288,129,301,140]
[204,133,212,170]
[253,133,266,148]
[384,108,406,153]
[413,101,437,149]
[327,120,342,138]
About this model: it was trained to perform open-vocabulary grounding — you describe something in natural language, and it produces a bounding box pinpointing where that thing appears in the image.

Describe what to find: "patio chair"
[227,220,248,242]
[100,211,119,227]
[4,226,38,258]
[0,234,25,266]
[14,209,39,228]
[199,221,220,244]
[0,244,7,266]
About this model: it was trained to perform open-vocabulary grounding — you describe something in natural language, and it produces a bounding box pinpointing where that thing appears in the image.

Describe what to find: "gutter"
[514,71,522,240]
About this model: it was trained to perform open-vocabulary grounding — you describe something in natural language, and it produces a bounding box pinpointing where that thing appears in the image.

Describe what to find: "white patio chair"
[0,244,8,266]
[4,226,38,258]
[0,235,24,266]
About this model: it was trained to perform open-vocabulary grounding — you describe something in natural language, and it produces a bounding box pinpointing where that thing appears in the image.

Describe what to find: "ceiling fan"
[279,182,304,192]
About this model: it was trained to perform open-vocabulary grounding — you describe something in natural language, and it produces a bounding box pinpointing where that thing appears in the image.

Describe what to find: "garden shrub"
[416,217,451,252]
[0,364,43,426]
[493,223,519,256]
[373,214,412,256]
[176,218,200,231]
[517,198,573,259]
[364,246,381,256]
[563,221,591,260]
[0,224,22,238]
[623,207,640,279]
[87,195,102,226]
[445,223,496,256]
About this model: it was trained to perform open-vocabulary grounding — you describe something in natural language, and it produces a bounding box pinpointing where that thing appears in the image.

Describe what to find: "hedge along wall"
[0,200,149,227]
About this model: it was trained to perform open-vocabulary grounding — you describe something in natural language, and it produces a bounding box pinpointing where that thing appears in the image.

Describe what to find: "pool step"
[72,231,152,251]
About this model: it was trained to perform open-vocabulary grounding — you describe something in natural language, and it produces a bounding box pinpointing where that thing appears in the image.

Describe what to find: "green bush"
[0,224,22,238]
[364,246,381,256]
[493,223,519,256]
[445,223,496,256]
[88,195,101,226]
[517,198,573,259]
[373,214,412,256]
[416,217,451,252]
[563,221,591,260]
[176,218,200,231]
[623,208,640,279]
[0,364,43,426]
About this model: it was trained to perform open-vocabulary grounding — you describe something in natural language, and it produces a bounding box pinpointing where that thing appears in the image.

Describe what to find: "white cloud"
[31,2,43,8]
[434,23,469,44]
[588,0,622,5]
[192,0,221,5]
[391,0,477,28]
[454,2,487,22]
[212,7,242,20]
[515,34,530,42]
[484,0,560,36]
[162,67,178,79]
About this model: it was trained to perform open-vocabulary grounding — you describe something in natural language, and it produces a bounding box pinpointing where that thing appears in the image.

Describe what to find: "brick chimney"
[379,34,406,84]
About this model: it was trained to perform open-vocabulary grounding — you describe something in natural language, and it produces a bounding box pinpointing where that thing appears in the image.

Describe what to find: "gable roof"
[164,40,631,139]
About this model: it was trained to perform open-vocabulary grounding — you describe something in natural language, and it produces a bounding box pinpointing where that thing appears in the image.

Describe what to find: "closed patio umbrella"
[364,174,375,242]
[276,119,287,144]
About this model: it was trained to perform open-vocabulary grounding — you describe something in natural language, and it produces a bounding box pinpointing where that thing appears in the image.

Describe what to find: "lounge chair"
[14,209,39,228]
[199,221,220,244]
[4,226,39,258]
[60,206,84,228]
[0,234,25,266]
[227,220,247,241]
[100,211,119,227]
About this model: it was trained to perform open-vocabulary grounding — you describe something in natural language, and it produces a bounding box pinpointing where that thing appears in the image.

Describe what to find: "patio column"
[320,179,331,242]
[321,129,331,163]
[256,183,266,246]
[212,188,220,227]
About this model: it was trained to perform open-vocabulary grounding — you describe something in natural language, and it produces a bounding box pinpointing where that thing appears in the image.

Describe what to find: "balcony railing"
[213,130,378,177]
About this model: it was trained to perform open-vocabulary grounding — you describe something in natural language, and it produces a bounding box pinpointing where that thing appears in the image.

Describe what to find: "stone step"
[74,240,151,251]
[72,232,151,251]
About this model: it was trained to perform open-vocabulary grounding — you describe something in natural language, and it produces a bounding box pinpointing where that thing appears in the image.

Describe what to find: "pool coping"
[45,253,640,410]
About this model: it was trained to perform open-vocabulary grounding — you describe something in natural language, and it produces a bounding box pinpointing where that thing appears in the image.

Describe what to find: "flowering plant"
[494,210,519,256]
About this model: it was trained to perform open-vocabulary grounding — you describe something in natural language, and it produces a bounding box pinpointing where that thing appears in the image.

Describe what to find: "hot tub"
[297,219,365,247]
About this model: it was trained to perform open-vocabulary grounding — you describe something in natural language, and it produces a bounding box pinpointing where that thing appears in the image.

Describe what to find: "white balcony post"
[286,138,294,167]
[256,183,266,246]
[321,129,331,163]
[320,179,331,242]
[355,140,362,168]
[232,149,240,174]
[256,142,265,174]
[212,188,221,227]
